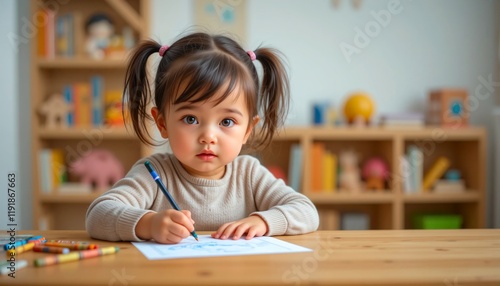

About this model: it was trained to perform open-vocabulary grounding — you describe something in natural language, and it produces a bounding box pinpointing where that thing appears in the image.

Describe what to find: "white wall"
[0,0,22,229]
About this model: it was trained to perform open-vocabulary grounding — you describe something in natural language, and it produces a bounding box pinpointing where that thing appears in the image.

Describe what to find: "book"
[310,143,325,192]
[91,76,103,127]
[63,85,74,127]
[423,157,451,191]
[322,150,337,193]
[407,145,423,192]
[433,179,465,193]
[400,155,412,193]
[74,83,91,127]
[288,144,303,192]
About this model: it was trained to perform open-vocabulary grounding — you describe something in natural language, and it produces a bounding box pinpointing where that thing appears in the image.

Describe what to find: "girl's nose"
[199,126,217,144]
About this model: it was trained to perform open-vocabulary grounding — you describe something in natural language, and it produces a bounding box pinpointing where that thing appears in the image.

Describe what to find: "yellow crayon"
[6,242,35,256]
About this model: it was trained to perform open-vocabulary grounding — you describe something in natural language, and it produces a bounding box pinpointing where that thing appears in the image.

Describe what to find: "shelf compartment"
[404,202,482,229]
[316,203,393,230]
[308,192,394,204]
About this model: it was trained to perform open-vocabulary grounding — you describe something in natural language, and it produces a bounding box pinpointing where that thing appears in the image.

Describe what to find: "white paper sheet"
[132,235,312,260]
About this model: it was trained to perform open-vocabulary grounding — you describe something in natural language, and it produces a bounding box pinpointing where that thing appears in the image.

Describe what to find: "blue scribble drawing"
[168,240,269,253]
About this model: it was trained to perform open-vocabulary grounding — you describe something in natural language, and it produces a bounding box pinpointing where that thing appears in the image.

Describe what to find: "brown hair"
[123,32,289,149]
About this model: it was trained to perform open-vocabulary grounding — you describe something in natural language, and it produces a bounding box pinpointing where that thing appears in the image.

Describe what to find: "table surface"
[1,229,500,286]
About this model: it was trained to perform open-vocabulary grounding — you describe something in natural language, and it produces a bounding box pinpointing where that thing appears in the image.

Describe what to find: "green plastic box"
[412,214,463,229]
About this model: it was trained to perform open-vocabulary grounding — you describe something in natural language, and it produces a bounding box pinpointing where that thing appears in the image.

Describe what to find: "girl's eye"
[220,118,235,127]
[183,116,198,125]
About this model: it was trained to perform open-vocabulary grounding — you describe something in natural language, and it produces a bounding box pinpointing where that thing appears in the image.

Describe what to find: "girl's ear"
[151,107,168,138]
[243,115,260,144]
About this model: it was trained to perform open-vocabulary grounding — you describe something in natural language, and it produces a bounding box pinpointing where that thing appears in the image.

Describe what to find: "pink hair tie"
[159,45,170,57]
[247,50,256,61]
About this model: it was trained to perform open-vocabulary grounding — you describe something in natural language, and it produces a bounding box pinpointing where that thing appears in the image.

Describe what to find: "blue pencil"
[144,161,199,241]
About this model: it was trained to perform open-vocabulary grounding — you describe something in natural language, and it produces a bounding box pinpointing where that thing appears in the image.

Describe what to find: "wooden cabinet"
[31,0,150,230]
[257,127,486,230]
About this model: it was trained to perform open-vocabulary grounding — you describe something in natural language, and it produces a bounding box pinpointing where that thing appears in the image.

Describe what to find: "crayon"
[0,260,28,275]
[2,235,44,251]
[33,245,70,254]
[44,241,98,250]
[34,246,119,267]
[6,241,40,256]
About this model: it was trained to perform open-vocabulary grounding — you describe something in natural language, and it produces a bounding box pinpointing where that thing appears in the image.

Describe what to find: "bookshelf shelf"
[403,191,480,203]
[40,193,103,204]
[308,192,394,204]
[38,127,136,139]
[31,0,150,230]
[260,126,486,230]
[38,58,128,69]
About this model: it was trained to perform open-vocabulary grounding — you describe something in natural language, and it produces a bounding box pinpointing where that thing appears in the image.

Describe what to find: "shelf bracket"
[105,0,143,33]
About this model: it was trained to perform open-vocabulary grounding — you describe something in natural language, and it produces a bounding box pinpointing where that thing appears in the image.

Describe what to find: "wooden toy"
[69,149,124,191]
[339,150,361,192]
[427,89,468,127]
[362,157,389,191]
[38,93,73,129]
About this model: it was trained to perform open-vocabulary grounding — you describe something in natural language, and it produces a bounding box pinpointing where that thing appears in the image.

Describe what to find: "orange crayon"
[44,241,98,250]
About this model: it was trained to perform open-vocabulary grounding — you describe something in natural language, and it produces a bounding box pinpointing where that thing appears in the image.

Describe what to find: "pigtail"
[123,40,160,146]
[253,48,290,148]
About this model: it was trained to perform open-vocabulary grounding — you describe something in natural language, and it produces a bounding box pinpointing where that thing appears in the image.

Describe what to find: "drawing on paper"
[132,235,312,260]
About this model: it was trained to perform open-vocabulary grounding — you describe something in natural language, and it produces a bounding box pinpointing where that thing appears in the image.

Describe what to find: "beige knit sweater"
[86,153,319,241]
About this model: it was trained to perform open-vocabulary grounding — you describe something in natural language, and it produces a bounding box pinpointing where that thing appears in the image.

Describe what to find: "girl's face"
[152,86,258,179]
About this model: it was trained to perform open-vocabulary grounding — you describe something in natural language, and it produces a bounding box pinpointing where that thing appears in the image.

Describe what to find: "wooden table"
[2,229,500,285]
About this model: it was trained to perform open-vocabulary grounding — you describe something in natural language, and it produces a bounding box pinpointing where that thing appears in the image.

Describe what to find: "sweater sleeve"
[85,157,161,242]
[246,157,319,236]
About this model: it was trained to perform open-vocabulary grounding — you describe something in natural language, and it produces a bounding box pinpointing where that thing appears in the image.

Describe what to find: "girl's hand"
[136,209,195,244]
[211,215,268,240]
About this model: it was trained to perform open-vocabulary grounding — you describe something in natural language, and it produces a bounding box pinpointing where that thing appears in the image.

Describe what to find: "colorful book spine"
[91,76,103,126]
[74,83,91,127]
[39,149,52,193]
[63,85,74,127]
[46,9,56,58]
[288,144,303,192]
[407,145,423,192]
[51,149,66,190]
[310,143,325,192]
[322,150,337,193]
[423,156,451,191]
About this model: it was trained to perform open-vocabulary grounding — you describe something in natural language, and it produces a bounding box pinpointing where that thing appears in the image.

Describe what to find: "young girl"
[86,32,319,244]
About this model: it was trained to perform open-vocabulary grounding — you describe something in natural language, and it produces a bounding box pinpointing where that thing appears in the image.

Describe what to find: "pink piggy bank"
[70,149,124,190]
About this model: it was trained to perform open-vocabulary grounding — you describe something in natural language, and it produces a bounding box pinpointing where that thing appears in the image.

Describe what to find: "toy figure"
[38,93,73,128]
[85,13,114,59]
[339,150,362,192]
[362,157,389,191]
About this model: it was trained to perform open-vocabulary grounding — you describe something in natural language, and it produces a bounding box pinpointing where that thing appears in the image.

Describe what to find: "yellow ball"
[343,92,375,123]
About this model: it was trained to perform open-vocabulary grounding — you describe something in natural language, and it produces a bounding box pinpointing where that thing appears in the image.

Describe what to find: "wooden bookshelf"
[31,0,150,230]
[257,126,486,230]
